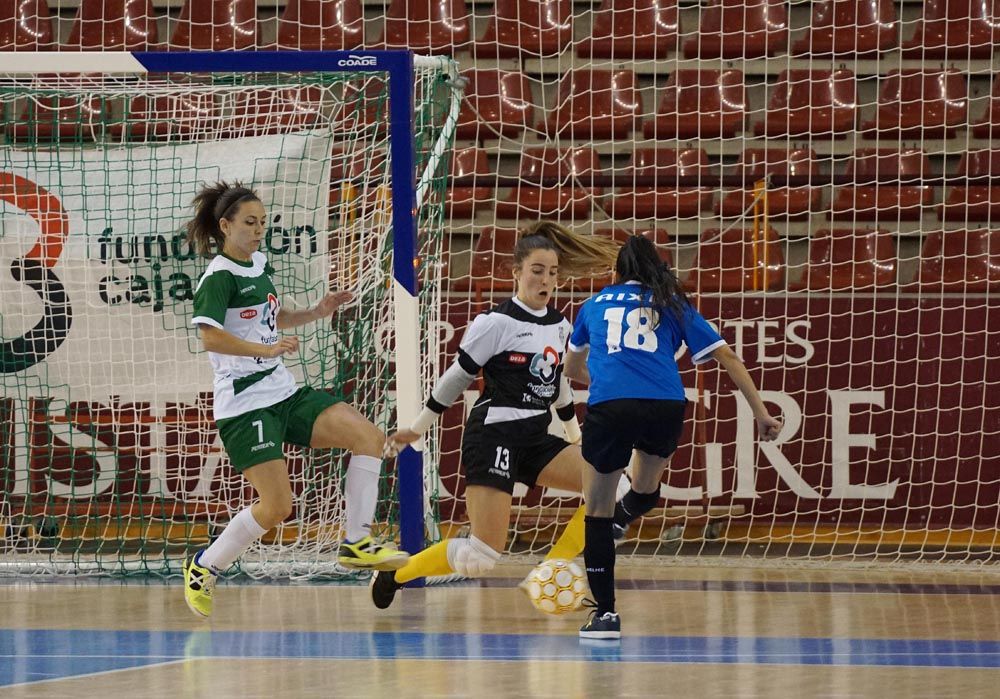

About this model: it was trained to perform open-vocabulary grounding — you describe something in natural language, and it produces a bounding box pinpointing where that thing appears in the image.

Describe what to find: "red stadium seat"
[108,93,214,141]
[0,0,54,50]
[277,0,364,51]
[542,70,642,139]
[686,227,785,292]
[606,148,713,219]
[456,70,535,141]
[642,70,746,139]
[682,0,788,58]
[830,149,933,222]
[970,77,1000,138]
[754,70,857,138]
[716,149,821,220]
[496,147,603,220]
[8,97,108,142]
[901,0,1000,59]
[339,76,390,134]
[790,228,896,291]
[454,227,518,301]
[65,0,159,51]
[227,87,323,136]
[473,0,573,58]
[446,148,492,218]
[170,0,257,51]
[791,0,897,57]
[577,0,679,59]
[939,150,1000,223]
[380,0,470,54]
[908,230,1000,292]
[861,70,967,139]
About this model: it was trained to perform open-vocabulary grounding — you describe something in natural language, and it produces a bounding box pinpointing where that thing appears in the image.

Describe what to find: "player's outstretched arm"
[711,344,783,441]
[277,290,354,330]
[563,347,591,386]
[199,324,299,359]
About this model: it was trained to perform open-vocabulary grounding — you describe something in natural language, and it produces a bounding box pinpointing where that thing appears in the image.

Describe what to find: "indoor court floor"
[2,563,1000,698]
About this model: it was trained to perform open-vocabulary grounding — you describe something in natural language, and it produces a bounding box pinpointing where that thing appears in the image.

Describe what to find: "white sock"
[344,454,382,543]
[199,507,268,573]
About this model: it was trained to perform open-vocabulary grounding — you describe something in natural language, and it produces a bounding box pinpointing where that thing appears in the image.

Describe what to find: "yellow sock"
[394,539,454,584]
[545,505,586,561]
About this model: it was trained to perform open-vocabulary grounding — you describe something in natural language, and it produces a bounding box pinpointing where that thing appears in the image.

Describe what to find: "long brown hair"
[187,181,261,256]
[514,221,620,279]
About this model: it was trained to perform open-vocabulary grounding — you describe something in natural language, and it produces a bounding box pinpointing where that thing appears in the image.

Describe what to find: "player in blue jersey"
[564,235,783,640]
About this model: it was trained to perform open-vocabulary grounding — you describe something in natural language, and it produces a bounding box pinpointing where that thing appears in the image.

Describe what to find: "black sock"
[613,489,660,530]
[584,515,615,615]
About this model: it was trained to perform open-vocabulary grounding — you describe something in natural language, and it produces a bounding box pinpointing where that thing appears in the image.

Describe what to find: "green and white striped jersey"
[192,251,297,420]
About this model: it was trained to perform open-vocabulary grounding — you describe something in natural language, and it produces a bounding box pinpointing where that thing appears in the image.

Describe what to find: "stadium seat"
[65,0,159,51]
[227,87,323,136]
[753,70,857,138]
[790,228,896,291]
[682,0,788,58]
[606,148,713,219]
[455,70,535,141]
[0,0,54,50]
[908,230,1000,292]
[8,97,109,142]
[446,147,492,218]
[642,70,746,139]
[456,227,518,301]
[939,150,1000,223]
[686,227,785,292]
[970,77,1000,138]
[380,0,470,54]
[542,70,642,139]
[900,0,1000,59]
[496,147,603,220]
[339,76,390,134]
[277,0,364,51]
[716,149,821,220]
[329,147,388,214]
[108,93,214,141]
[170,0,256,51]
[473,0,573,58]
[861,70,967,139]
[830,149,933,222]
[791,0,897,57]
[577,0,679,59]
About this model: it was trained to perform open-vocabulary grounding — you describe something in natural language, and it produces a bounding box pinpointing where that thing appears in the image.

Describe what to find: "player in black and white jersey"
[369,222,624,609]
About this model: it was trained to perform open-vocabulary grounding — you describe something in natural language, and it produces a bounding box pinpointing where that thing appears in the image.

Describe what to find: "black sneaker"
[579,609,621,640]
[612,522,627,547]
[370,569,402,609]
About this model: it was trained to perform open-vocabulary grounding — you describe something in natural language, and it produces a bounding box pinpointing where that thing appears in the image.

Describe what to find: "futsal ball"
[524,559,588,615]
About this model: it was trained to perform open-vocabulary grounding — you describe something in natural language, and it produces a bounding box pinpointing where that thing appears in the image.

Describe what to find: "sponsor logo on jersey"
[240,309,258,319]
[529,346,559,384]
[240,285,256,294]
[508,353,528,365]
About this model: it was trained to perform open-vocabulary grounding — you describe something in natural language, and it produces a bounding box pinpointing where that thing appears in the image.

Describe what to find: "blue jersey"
[569,282,725,405]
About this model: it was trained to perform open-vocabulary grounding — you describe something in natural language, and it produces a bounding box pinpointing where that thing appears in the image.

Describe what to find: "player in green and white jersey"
[181,181,407,619]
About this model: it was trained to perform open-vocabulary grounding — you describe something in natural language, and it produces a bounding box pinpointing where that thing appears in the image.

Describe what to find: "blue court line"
[2,629,1000,686]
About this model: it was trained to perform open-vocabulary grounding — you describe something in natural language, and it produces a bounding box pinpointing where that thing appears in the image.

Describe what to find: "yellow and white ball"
[524,559,588,615]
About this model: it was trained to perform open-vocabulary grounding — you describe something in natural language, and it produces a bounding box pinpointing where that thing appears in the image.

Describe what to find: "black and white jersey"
[458,297,572,433]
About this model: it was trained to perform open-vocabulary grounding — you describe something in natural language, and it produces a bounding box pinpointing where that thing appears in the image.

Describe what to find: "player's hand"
[266,336,299,358]
[756,413,782,441]
[383,429,420,457]
[313,291,354,318]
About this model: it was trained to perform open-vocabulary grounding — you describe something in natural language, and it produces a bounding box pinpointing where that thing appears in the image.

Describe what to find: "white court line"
[0,658,190,689]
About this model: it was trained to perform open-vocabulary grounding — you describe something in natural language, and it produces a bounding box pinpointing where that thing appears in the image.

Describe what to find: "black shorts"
[461,407,571,495]
[582,398,688,474]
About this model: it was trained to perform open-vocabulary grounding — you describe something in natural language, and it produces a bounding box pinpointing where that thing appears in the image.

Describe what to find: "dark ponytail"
[615,235,689,323]
[187,181,260,256]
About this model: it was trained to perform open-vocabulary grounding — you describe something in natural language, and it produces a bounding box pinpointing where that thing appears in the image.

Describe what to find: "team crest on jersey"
[261,293,279,332]
[529,346,559,384]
